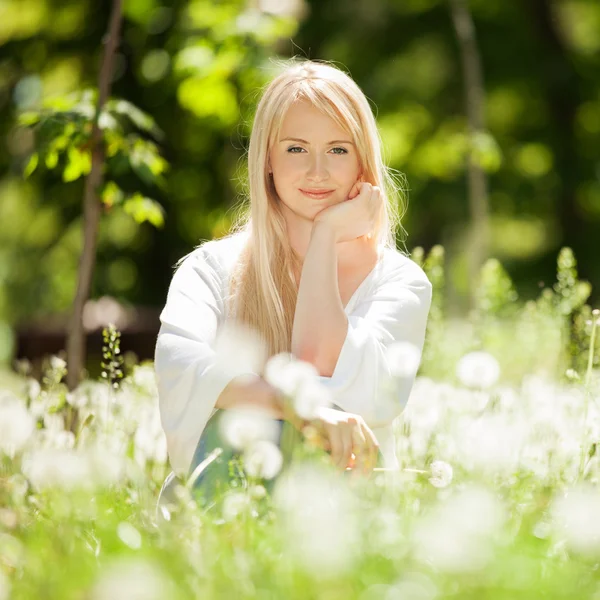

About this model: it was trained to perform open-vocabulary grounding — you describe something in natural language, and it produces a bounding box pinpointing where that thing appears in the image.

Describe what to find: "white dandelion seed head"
[412,485,505,572]
[264,353,319,397]
[428,460,453,488]
[273,463,361,578]
[293,378,333,420]
[116,522,142,550]
[387,341,422,379]
[242,439,283,480]
[90,558,172,600]
[219,408,282,451]
[551,485,600,555]
[0,397,35,457]
[21,448,93,492]
[456,351,500,390]
[222,491,252,522]
[130,364,158,396]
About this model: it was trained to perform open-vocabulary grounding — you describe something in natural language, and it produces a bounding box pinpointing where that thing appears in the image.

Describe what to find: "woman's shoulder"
[380,245,431,288]
[176,230,250,276]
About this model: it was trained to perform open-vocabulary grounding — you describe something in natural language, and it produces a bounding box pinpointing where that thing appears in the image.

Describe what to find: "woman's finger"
[340,424,355,469]
[327,424,344,468]
[350,425,371,475]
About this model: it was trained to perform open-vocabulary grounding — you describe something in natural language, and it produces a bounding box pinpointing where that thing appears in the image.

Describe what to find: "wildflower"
[413,485,505,572]
[293,378,332,420]
[551,484,600,555]
[456,351,500,389]
[117,522,142,550]
[49,356,67,371]
[21,448,92,491]
[0,397,34,457]
[273,463,360,578]
[219,408,281,451]
[222,491,252,522]
[428,460,453,488]
[264,353,332,418]
[90,558,172,600]
[242,440,283,480]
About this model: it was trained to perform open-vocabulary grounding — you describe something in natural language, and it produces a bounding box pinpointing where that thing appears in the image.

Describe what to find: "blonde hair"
[222,58,407,359]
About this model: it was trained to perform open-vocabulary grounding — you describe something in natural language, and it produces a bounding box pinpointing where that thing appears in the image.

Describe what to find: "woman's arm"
[291,220,348,376]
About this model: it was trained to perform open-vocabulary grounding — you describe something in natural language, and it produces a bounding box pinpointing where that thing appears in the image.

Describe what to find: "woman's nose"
[306,155,329,180]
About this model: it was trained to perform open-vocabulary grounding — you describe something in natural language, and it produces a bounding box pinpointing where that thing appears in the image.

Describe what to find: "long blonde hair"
[223,58,407,359]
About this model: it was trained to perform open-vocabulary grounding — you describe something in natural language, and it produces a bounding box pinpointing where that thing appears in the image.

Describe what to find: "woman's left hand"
[313,182,382,244]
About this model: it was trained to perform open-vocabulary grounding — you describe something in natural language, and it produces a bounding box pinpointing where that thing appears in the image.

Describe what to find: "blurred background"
[0,0,598,374]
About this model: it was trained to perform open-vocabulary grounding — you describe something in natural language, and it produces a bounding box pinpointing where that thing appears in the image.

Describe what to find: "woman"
[154,59,432,507]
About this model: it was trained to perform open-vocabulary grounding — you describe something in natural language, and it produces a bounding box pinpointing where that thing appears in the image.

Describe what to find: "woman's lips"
[300,189,334,199]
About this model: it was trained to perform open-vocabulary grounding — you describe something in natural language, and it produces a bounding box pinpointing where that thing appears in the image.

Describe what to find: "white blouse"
[154,230,432,476]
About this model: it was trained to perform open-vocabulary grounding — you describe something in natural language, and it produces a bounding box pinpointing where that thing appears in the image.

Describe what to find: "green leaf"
[23,153,38,178]
[62,146,91,182]
[102,181,125,208]
[123,193,165,228]
[45,150,59,169]
[108,99,164,140]
[18,111,41,127]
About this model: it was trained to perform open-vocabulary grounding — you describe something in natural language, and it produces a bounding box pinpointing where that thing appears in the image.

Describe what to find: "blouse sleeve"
[154,245,258,477]
[316,262,432,428]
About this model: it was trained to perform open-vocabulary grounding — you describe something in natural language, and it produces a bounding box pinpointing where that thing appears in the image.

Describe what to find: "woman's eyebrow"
[279,137,354,145]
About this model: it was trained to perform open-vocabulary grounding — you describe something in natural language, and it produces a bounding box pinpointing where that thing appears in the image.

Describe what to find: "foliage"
[19,90,168,228]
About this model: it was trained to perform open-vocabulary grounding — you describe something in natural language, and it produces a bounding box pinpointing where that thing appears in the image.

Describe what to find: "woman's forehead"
[277,100,351,141]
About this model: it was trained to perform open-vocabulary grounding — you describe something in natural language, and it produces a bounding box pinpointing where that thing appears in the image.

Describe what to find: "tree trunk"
[448,0,490,310]
[66,0,123,395]
[524,0,587,266]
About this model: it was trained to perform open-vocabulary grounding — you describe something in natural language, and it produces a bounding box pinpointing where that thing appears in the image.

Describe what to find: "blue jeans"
[157,409,287,510]
[157,408,386,512]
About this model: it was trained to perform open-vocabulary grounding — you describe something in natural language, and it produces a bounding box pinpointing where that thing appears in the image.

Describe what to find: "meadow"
[0,245,599,600]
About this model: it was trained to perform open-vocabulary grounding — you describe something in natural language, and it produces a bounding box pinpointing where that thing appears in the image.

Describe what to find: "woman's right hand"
[303,407,380,475]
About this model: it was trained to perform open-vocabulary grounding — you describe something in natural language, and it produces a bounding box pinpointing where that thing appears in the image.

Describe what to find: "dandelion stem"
[578,310,598,479]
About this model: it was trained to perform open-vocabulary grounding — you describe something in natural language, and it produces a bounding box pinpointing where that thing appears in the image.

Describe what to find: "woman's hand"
[313,181,382,244]
[303,406,380,476]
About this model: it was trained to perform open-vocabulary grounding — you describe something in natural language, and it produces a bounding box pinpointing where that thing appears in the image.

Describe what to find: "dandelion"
[412,485,505,572]
[293,378,332,420]
[49,356,67,371]
[222,491,252,522]
[21,448,92,491]
[0,397,35,457]
[264,352,317,396]
[387,341,422,378]
[242,440,283,480]
[264,353,332,418]
[219,408,281,451]
[428,460,453,488]
[116,522,142,550]
[273,463,361,578]
[551,485,600,555]
[456,351,500,389]
[90,558,172,600]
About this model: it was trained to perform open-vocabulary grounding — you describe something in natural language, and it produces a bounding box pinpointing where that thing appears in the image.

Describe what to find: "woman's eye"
[287,146,348,154]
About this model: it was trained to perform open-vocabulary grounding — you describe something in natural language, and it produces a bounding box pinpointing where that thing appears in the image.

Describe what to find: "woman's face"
[268,99,362,223]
